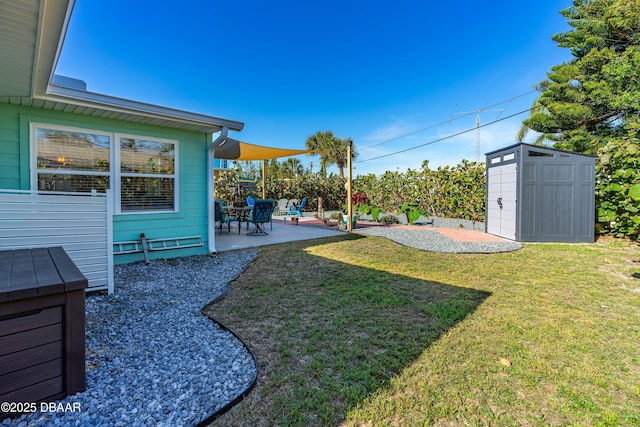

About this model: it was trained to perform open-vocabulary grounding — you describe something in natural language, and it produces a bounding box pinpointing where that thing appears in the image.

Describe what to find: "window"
[528,149,552,157]
[35,127,111,193]
[32,124,178,213]
[118,136,176,212]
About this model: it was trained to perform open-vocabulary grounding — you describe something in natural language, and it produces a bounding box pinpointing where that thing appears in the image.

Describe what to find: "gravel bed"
[3,249,258,427]
[356,214,486,231]
[354,219,522,254]
[424,216,485,231]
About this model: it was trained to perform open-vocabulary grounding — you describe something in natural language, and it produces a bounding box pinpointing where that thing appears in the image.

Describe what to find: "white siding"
[0,190,114,293]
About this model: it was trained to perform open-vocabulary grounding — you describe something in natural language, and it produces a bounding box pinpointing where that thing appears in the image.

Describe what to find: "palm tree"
[305,131,356,178]
[282,157,304,177]
[305,131,334,176]
[266,159,283,180]
[331,137,356,179]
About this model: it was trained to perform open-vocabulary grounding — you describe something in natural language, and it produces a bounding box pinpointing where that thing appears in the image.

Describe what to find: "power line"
[357,90,537,153]
[452,107,504,163]
[355,108,531,164]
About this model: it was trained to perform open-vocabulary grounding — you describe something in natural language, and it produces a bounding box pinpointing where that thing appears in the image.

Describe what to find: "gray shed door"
[487,163,517,240]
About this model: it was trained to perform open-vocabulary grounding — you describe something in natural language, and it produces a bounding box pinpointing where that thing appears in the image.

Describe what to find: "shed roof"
[485,142,595,158]
[0,0,244,134]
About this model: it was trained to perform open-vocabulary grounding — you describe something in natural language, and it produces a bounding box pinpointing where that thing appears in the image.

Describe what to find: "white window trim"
[30,123,179,215]
[114,133,179,215]
[30,123,114,193]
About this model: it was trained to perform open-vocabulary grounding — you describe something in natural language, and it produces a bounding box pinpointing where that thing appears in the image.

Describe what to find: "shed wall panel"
[521,183,536,237]
[486,163,517,240]
[543,164,574,181]
[541,185,574,237]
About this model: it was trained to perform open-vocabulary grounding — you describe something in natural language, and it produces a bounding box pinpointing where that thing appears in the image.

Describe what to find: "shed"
[485,143,595,243]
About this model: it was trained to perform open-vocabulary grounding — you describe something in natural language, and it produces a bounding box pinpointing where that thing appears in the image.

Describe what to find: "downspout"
[207,127,229,253]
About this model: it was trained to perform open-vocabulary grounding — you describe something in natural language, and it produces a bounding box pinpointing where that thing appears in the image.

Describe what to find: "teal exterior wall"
[0,104,23,189]
[0,103,212,264]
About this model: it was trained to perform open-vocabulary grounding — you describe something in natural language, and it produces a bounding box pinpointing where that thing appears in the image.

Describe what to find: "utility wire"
[355,108,531,163]
[358,90,537,153]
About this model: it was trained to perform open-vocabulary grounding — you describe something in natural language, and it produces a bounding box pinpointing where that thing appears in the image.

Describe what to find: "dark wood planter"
[0,247,88,420]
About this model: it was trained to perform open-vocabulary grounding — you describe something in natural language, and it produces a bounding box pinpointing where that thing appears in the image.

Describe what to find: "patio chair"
[285,197,307,219]
[276,198,288,215]
[286,199,298,212]
[247,199,275,235]
[244,195,256,229]
[270,199,277,230]
[214,200,237,234]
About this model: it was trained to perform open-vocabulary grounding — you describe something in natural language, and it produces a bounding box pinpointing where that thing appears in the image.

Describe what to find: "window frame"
[30,123,180,214]
[114,133,179,214]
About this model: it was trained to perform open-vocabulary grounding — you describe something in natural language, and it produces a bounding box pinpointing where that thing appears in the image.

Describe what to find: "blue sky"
[55,0,573,176]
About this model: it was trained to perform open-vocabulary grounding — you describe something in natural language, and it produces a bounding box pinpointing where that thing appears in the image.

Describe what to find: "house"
[0,0,245,290]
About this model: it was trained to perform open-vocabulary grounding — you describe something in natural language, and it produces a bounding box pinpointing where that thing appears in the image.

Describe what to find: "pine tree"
[521,0,640,154]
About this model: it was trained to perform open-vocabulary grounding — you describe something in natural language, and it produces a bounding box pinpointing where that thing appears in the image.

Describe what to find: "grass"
[204,234,640,426]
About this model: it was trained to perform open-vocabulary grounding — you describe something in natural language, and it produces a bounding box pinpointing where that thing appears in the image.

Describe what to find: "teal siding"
[0,163,19,188]
[0,129,20,154]
[0,103,213,264]
[0,106,21,189]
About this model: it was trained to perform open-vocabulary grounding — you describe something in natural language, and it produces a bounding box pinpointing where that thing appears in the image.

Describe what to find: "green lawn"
[205,234,640,426]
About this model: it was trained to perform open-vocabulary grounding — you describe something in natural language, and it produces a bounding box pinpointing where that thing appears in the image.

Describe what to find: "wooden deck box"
[0,247,88,420]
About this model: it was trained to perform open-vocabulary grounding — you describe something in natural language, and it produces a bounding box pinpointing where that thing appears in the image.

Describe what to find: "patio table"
[223,206,253,233]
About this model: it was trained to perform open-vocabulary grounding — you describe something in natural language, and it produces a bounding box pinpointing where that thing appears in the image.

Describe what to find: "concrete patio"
[213,215,344,252]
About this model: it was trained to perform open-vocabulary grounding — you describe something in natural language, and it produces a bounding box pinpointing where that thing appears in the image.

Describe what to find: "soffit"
[0,0,40,97]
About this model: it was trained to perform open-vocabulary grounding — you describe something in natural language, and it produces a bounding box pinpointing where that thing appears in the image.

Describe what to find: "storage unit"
[0,247,87,420]
[485,143,595,243]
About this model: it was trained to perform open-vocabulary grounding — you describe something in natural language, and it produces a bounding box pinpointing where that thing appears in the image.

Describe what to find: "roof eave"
[43,84,245,133]
[32,0,75,96]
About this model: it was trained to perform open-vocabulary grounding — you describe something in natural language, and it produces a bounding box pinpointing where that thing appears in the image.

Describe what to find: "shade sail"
[213,138,310,160]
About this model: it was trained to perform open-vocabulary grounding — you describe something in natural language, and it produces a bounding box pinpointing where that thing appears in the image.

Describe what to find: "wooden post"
[262,159,267,199]
[347,141,353,232]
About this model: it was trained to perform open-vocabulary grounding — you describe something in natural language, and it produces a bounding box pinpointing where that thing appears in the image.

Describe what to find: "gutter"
[43,84,244,133]
[207,127,229,253]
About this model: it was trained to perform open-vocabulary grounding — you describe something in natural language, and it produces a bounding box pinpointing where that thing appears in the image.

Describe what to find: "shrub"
[265,173,346,210]
[596,139,640,239]
[397,202,426,225]
[352,192,370,206]
[379,214,400,224]
[356,204,385,222]
[353,160,486,222]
